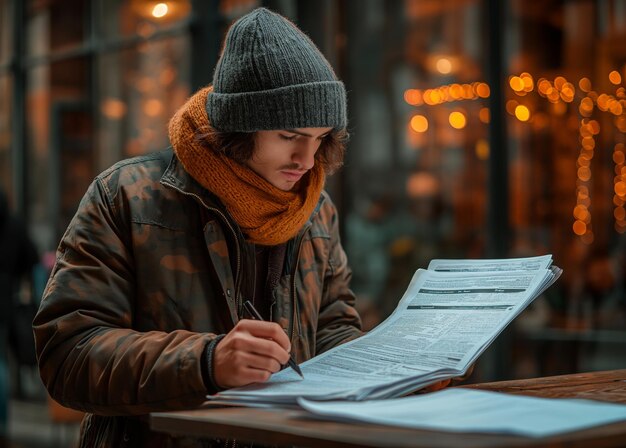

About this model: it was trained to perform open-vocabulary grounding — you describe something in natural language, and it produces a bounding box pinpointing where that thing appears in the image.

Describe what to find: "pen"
[243,300,304,379]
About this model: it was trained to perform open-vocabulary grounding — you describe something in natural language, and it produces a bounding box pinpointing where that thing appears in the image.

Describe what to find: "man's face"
[247,127,333,191]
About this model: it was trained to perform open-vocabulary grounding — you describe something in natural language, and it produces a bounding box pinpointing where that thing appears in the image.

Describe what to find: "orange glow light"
[521,72,534,91]
[479,107,490,123]
[597,94,611,111]
[573,204,588,220]
[579,125,592,138]
[615,208,626,221]
[554,76,567,90]
[462,84,474,99]
[450,84,463,99]
[101,98,127,119]
[578,166,592,181]
[506,100,518,115]
[152,2,169,18]
[579,97,594,116]
[143,99,163,117]
[609,70,622,85]
[573,220,586,235]
[423,90,434,105]
[538,79,551,95]
[616,181,626,196]
[475,139,489,159]
[573,204,585,218]
[560,83,575,102]
[476,83,490,98]
[610,101,623,115]
[581,136,595,150]
[404,89,423,106]
[410,115,429,133]
[515,105,530,121]
[509,76,524,91]
[436,58,452,74]
[449,111,466,129]
[547,89,560,103]
[440,86,451,102]
[579,77,592,92]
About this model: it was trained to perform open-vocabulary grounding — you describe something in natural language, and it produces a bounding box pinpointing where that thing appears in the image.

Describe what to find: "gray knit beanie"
[206,8,347,132]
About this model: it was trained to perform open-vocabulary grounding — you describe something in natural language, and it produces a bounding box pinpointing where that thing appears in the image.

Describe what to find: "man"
[34,8,457,447]
[34,8,362,447]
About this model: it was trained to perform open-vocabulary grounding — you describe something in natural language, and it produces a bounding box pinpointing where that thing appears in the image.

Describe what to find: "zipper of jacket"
[161,181,242,314]
[290,222,312,342]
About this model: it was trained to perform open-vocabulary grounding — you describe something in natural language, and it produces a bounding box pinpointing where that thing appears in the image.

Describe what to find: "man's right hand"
[213,319,292,389]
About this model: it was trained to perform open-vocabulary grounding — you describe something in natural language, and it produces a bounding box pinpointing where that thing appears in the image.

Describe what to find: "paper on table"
[298,388,626,438]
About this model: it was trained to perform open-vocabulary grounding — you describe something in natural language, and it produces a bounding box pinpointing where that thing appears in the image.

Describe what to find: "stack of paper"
[299,388,626,437]
[215,255,561,405]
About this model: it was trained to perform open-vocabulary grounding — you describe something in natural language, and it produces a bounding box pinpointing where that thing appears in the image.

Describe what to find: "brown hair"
[197,128,349,175]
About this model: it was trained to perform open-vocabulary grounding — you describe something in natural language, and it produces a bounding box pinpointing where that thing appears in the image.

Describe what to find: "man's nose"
[293,140,318,170]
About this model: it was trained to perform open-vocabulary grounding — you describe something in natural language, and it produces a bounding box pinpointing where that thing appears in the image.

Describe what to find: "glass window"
[260,0,626,380]
[96,34,190,169]
[504,0,626,377]
[342,0,626,379]
[0,75,12,198]
[56,102,94,238]
[0,0,12,65]
[344,0,488,324]
[26,0,87,58]
[26,56,92,250]
[98,0,192,40]
[219,0,260,18]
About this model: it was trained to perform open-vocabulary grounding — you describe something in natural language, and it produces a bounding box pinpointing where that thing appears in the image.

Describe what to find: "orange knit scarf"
[169,87,325,245]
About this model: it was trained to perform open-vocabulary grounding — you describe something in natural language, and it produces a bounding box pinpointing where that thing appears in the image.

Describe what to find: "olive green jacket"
[33,149,362,447]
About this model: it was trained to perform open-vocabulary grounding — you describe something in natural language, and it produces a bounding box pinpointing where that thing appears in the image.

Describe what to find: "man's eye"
[279,134,297,141]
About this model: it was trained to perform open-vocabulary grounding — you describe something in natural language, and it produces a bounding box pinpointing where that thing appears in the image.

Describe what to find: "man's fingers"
[230,333,290,365]
[221,353,282,387]
[236,319,291,351]
[238,352,283,374]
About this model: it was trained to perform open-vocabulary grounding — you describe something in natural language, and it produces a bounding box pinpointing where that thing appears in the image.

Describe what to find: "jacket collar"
[160,149,223,210]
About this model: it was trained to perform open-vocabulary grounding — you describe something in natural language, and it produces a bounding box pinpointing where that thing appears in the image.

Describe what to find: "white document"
[299,388,626,437]
[215,255,561,405]
[427,255,553,272]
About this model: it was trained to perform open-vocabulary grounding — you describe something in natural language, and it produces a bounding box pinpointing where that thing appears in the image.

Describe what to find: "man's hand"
[417,364,476,394]
[213,319,292,389]
[421,379,452,392]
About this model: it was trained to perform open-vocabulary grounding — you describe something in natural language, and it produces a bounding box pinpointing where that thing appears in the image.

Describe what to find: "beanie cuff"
[206,81,347,132]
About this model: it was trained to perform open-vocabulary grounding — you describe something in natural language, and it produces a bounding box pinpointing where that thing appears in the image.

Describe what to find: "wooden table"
[150,369,626,447]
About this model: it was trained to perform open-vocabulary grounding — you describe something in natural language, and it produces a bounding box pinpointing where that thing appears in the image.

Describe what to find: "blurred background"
[0,0,625,446]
